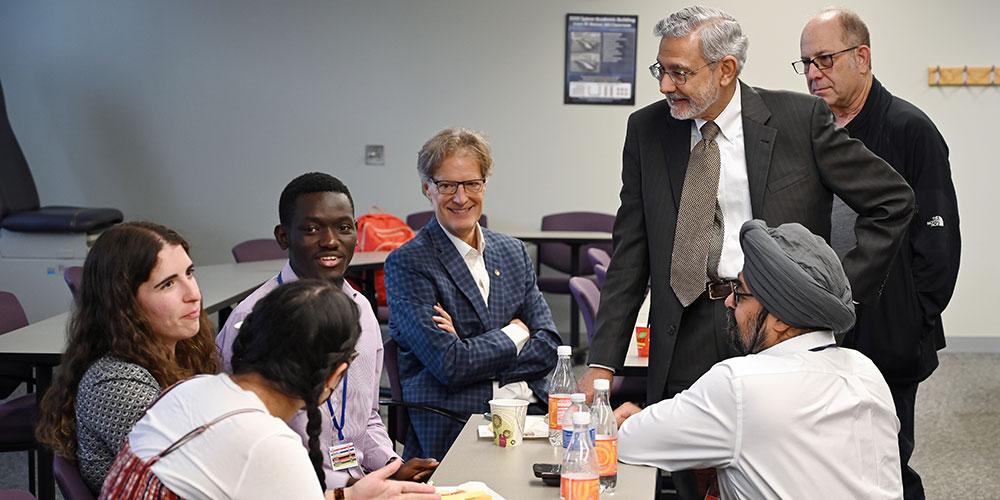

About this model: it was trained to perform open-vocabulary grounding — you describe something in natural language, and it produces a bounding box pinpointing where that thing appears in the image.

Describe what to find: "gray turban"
[740,220,855,334]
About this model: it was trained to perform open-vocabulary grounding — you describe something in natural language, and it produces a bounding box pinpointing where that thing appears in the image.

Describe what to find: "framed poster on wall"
[564,14,638,105]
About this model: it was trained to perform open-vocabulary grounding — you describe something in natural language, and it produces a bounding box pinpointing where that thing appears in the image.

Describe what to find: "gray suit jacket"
[590,82,915,401]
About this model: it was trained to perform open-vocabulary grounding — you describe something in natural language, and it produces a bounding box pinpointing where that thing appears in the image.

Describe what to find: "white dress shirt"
[442,225,534,402]
[692,87,752,280]
[618,331,902,500]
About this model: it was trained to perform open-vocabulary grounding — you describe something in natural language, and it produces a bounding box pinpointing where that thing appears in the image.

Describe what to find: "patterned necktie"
[671,121,722,307]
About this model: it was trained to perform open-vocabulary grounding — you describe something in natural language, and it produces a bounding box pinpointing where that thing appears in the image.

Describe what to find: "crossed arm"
[385,245,559,389]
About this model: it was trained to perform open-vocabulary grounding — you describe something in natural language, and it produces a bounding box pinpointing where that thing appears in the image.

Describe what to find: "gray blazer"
[590,82,915,401]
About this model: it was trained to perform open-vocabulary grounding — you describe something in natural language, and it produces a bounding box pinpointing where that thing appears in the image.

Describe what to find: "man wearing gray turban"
[616,220,902,499]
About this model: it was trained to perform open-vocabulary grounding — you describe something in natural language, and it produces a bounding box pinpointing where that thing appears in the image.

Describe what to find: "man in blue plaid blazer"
[385,128,560,460]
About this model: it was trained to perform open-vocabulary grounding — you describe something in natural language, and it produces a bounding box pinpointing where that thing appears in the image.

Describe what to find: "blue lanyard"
[325,372,349,441]
[276,273,284,285]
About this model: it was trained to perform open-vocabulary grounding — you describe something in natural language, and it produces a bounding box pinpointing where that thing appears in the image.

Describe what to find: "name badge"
[329,442,359,471]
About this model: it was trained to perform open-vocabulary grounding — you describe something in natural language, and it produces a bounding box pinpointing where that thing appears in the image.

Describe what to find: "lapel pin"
[494,269,501,276]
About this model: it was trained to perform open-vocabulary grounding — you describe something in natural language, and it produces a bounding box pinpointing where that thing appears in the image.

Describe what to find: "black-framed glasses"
[729,282,754,306]
[792,46,859,75]
[428,178,487,196]
[649,60,719,85]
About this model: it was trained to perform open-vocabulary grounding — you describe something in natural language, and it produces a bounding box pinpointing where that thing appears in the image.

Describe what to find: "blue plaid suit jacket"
[385,219,560,460]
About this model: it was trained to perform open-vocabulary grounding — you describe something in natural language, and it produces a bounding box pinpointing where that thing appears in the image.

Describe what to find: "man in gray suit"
[578,6,914,498]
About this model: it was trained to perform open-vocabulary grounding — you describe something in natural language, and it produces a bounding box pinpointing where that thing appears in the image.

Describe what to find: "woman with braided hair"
[101,279,439,500]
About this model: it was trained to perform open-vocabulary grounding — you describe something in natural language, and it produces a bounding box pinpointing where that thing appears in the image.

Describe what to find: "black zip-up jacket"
[842,77,961,384]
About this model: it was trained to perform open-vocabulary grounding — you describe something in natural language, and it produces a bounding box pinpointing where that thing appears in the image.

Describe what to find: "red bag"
[355,212,415,306]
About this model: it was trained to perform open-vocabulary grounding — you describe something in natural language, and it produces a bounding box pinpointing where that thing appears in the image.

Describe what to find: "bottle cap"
[594,379,610,391]
[557,345,572,356]
[572,411,591,425]
[570,392,586,403]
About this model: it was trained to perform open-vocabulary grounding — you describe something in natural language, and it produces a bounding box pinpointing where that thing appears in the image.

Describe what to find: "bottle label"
[560,476,599,500]
[548,394,571,430]
[595,437,618,476]
[562,428,596,448]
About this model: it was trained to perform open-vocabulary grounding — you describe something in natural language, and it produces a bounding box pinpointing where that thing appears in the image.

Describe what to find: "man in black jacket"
[799,9,961,500]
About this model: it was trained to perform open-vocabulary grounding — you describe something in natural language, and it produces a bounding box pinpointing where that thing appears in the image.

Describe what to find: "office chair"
[0,291,38,494]
[593,263,608,289]
[568,277,645,406]
[54,455,95,500]
[230,238,285,263]
[378,338,466,448]
[0,291,32,398]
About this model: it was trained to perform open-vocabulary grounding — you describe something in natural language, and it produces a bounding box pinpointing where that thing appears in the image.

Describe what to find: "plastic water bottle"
[591,378,618,493]
[561,412,600,500]
[561,393,593,448]
[548,345,576,446]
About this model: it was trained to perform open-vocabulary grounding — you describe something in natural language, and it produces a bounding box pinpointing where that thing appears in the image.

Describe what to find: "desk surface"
[0,252,389,361]
[508,230,612,244]
[432,416,656,499]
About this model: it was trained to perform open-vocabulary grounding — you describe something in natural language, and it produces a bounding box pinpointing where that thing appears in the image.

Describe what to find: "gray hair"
[653,6,749,74]
[416,127,493,182]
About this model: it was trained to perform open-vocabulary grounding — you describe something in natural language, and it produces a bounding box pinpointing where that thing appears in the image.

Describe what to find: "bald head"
[806,8,870,48]
[799,8,873,122]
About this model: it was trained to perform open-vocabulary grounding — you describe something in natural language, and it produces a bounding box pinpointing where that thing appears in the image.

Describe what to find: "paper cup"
[635,326,650,357]
[488,399,528,448]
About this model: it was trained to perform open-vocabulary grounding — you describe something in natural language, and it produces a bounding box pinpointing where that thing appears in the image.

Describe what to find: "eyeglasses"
[649,60,719,85]
[729,282,754,306]
[428,178,487,195]
[792,46,859,75]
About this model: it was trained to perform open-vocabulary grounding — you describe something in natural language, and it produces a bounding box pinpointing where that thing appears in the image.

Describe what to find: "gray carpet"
[2,352,997,498]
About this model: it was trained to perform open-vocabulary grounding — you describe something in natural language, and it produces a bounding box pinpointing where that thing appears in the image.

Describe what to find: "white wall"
[0,1,995,337]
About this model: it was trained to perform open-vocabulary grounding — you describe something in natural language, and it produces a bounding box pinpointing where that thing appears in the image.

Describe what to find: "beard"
[726,307,769,356]
[666,81,721,120]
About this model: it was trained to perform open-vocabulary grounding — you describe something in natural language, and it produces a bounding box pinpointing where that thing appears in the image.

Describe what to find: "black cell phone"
[532,463,561,487]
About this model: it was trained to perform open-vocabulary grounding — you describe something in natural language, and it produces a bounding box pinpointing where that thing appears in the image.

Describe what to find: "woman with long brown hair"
[36,221,219,493]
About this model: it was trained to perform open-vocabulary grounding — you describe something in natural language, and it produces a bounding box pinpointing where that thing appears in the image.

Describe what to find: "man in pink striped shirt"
[216,172,438,488]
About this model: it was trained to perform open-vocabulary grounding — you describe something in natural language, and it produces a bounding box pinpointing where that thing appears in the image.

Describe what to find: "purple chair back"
[585,247,611,269]
[593,263,608,288]
[406,210,488,231]
[0,292,28,335]
[538,212,614,275]
[231,239,285,263]
[0,292,30,398]
[63,266,83,302]
[54,455,95,500]
[568,277,647,405]
[568,277,601,344]
[0,393,36,446]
